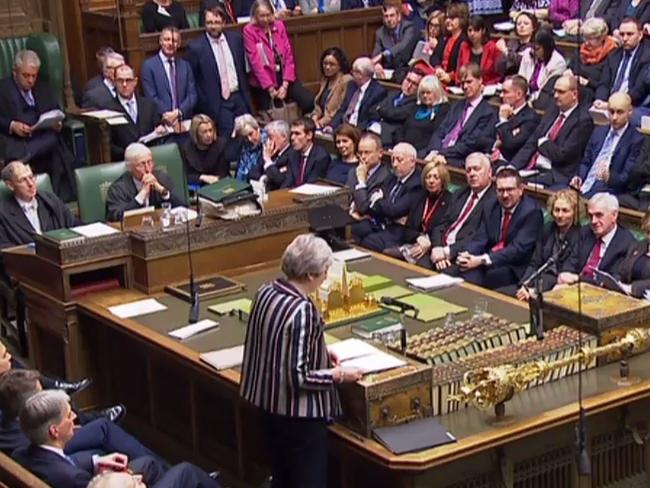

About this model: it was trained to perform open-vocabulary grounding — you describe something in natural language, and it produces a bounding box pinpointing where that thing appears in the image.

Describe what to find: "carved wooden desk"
[72,253,650,488]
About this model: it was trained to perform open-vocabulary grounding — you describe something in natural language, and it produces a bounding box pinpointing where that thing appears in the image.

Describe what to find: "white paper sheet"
[108,298,167,319]
[289,184,341,196]
[332,248,372,263]
[200,345,245,370]
[72,222,119,238]
[493,21,515,31]
[82,109,124,119]
[32,109,65,131]
[168,319,219,340]
[406,274,463,291]
[327,338,383,362]
[105,116,129,126]
[341,352,406,374]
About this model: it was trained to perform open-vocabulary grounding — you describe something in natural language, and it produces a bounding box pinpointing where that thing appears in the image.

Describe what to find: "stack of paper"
[200,345,245,370]
[168,319,219,340]
[332,248,372,262]
[406,274,463,292]
[108,298,167,319]
[327,338,406,374]
[82,109,129,126]
[289,184,341,196]
[72,222,119,238]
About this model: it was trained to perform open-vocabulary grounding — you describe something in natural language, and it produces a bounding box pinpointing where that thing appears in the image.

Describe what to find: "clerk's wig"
[281,234,333,280]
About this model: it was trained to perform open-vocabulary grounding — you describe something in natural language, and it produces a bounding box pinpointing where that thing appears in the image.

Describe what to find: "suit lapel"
[7,198,38,237]
[155,55,173,99]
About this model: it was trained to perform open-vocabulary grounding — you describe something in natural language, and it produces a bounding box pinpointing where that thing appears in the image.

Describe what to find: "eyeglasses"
[115,78,136,85]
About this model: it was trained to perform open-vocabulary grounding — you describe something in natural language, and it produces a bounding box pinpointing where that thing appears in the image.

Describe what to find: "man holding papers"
[0,50,76,201]
[241,234,361,488]
[0,161,75,250]
[105,143,184,221]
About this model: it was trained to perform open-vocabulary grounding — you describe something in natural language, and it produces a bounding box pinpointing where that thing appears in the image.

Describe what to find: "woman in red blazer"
[243,0,314,113]
[455,15,503,86]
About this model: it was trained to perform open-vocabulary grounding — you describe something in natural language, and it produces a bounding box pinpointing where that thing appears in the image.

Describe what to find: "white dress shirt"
[16,197,41,235]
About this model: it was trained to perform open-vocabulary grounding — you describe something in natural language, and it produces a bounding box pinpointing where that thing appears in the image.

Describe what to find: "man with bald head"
[570,92,643,198]
[512,75,593,187]
[109,64,165,160]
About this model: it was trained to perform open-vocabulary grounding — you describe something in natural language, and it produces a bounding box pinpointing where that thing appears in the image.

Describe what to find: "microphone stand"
[186,204,203,324]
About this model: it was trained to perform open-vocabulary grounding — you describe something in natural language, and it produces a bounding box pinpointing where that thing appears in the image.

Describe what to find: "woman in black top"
[181,114,230,186]
[141,0,189,33]
[516,189,579,300]
[495,12,538,76]
[612,211,650,298]
[324,123,360,185]
[400,75,449,152]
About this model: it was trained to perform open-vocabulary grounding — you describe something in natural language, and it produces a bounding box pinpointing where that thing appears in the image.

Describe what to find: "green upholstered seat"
[140,12,201,31]
[0,173,53,200]
[150,143,189,204]
[75,162,126,223]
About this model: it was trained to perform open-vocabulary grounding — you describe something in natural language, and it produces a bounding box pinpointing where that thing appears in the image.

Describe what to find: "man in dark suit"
[356,142,425,249]
[619,135,650,210]
[570,92,643,198]
[0,50,76,201]
[512,75,593,187]
[141,27,197,128]
[81,52,124,109]
[493,75,540,163]
[82,46,116,94]
[427,152,496,270]
[593,18,650,107]
[280,118,331,188]
[450,166,543,288]
[109,65,164,160]
[186,6,251,137]
[0,369,146,458]
[371,3,419,75]
[374,69,423,146]
[14,389,221,488]
[0,161,75,250]
[347,132,391,240]
[423,63,497,166]
[259,119,292,189]
[330,57,387,130]
[558,192,635,286]
[341,0,382,8]
[105,143,184,221]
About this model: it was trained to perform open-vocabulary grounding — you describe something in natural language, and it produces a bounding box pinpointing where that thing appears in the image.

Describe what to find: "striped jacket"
[240,279,341,419]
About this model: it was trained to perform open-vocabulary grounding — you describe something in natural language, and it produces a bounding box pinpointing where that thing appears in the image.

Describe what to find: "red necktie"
[298,155,307,185]
[527,114,565,170]
[582,239,603,278]
[442,192,478,245]
[491,210,512,252]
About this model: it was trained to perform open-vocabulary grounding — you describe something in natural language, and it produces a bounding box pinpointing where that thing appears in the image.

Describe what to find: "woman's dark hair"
[446,2,469,31]
[334,123,361,153]
[319,47,350,77]
[467,15,489,44]
[534,28,556,65]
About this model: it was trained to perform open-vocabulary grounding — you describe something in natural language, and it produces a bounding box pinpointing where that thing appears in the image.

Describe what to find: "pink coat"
[243,20,297,90]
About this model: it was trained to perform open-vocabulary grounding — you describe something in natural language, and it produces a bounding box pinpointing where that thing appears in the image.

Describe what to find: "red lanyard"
[422,195,442,232]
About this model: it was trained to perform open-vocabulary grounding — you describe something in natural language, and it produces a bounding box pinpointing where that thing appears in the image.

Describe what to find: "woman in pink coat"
[243,0,314,113]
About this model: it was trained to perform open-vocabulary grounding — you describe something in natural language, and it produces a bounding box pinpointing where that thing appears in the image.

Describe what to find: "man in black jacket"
[374,69,423,147]
[105,143,184,221]
[81,52,124,109]
[493,75,540,163]
[0,161,75,250]
[280,118,331,189]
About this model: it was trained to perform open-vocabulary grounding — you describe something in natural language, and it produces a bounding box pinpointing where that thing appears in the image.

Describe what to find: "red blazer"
[455,40,503,86]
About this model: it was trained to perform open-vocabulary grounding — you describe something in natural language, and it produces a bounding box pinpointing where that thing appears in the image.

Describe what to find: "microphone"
[380,296,419,318]
[575,407,591,476]
[186,210,200,324]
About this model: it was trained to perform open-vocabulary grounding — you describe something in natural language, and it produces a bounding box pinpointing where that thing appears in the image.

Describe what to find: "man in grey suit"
[81,52,124,109]
[371,3,419,79]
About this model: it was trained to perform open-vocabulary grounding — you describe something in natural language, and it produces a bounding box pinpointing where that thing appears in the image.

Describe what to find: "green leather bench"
[140,11,200,31]
[75,143,189,223]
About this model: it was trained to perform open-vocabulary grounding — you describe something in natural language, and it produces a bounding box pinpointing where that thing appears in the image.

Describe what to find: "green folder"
[351,314,402,338]
[357,274,394,293]
[368,285,412,300]
[208,298,252,315]
[41,228,84,243]
[381,294,467,322]
[198,177,251,204]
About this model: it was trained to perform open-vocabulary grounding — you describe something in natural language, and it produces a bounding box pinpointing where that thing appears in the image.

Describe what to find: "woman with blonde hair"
[399,75,449,151]
[515,189,579,299]
[181,114,229,186]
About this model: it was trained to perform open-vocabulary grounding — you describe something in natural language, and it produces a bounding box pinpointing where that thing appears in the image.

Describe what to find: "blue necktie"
[389,181,402,203]
[23,90,35,107]
[613,51,632,92]
[393,94,405,107]
[582,130,617,193]
[64,454,75,466]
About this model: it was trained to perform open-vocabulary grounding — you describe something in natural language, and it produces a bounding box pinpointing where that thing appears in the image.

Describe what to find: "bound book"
[373,417,456,454]
[40,228,85,245]
[198,178,253,205]
[165,275,245,302]
[351,315,402,339]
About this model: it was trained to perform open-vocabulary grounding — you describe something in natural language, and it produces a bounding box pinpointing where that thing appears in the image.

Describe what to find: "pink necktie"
[216,37,231,100]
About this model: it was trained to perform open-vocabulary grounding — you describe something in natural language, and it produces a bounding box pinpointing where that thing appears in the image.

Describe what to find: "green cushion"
[75,162,126,223]
[0,173,53,201]
[26,33,63,106]
[447,183,462,194]
[150,143,189,205]
[187,12,200,29]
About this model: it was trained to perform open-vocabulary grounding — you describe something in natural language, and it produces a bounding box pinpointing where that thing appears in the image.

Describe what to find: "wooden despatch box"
[540,283,650,335]
[338,360,433,437]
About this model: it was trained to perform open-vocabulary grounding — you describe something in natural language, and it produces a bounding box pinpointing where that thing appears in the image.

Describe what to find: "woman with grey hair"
[181,114,229,186]
[240,234,361,488]
[565,17,617,97]
[399,75,449,151]
[233,114,266,182]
